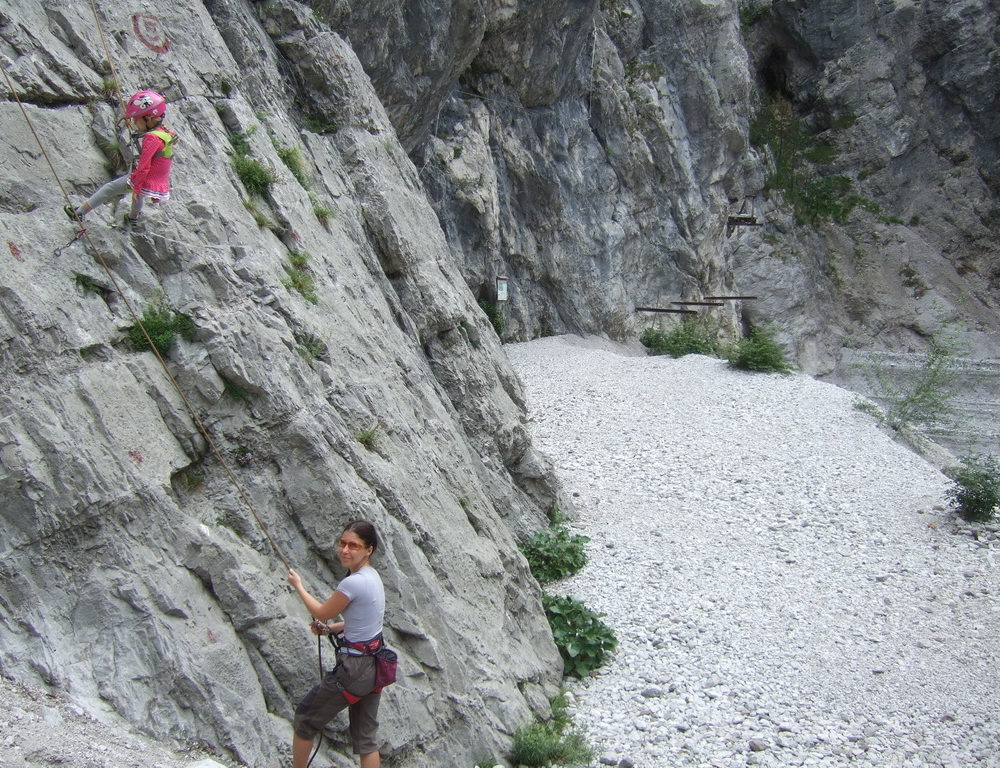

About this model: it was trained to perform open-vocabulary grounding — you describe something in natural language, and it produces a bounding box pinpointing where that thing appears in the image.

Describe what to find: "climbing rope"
[87,0,127,116]
[2,67,292,572]
[10,13,338,765]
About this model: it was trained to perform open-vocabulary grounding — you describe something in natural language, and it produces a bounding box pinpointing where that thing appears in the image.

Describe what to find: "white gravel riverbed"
[507,336,1000,768]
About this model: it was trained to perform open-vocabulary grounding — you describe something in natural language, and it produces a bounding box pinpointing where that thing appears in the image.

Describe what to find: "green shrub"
[125,298,196,355]
[521,526,588,584]
[947,455,1000,523]
[510,724,591,767]
[101,77,119,100]
[74,273,106,297]
[542,594,617,679]
[724,326,792,373]
[509,694,593,767]
[857,328,964,430]
[223,379,250,402]
[478,299,505,337]
[739,1,772,29]
[547,505,567,526]
[640,322,717,358]
[750,95,873,226]
[233,153,278,197]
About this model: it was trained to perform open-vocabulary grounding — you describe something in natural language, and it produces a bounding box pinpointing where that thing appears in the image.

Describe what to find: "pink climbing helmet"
[124,90,167,119]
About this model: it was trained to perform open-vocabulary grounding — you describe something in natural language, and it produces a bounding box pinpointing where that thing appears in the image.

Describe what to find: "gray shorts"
[293,654,381,754]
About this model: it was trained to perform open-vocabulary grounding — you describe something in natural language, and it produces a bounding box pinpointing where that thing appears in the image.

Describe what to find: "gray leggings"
[82,174,143,217]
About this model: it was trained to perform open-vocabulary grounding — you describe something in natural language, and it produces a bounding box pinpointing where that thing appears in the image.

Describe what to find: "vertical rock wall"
[0,1,567,765]
[2,0,999,764]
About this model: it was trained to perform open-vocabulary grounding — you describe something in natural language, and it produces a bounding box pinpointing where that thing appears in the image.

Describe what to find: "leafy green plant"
[857,327,964,430]
[640,321,717,358]
[478,299,505,337]
[899,264,928,297]
[510,723,591,767]
[739,1,772,29]
[233,153,279,198]
[177,466,205,491]
[947,455,1000,523]
[542,594,617,679]
[724,326,792,373]
[125,297,196,355]
[750,96,870,225]
[282,251,319,304]
[547,505,567,526]
[509,694,593,767]
[521,526,589,585]
[356,425,379,450]
[625,58,664,83]
[852,399,884,421]
[276,143,311,189]
[101,77,119,100]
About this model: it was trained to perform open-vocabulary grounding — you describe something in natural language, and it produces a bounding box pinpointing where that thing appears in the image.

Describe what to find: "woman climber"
[287,520,389,768]
[65,90,177,225]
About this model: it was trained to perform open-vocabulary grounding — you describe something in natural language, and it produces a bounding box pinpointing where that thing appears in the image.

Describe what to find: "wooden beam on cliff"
[726,215,763,236]
[635,306,698,314]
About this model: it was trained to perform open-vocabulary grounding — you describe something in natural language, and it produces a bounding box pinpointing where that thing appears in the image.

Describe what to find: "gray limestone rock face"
[1,1,565,766]
[733,0,1000,451]
[2,0,1000,763]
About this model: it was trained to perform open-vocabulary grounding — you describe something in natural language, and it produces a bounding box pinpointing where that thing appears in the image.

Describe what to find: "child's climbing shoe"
[64,204,80,221]
[122,213,140,226]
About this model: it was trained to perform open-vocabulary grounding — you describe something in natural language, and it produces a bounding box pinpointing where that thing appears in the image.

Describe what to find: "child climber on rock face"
[66,90,177,225]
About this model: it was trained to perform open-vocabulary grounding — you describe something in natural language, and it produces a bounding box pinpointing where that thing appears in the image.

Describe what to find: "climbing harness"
[341,634,398,696]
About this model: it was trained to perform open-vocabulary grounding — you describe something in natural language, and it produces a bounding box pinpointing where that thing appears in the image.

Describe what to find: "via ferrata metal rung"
[672,301,725,307]
[704,295,758,301]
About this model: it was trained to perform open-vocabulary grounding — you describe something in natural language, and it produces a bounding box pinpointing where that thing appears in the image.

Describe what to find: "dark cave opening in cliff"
[758,47,795,103]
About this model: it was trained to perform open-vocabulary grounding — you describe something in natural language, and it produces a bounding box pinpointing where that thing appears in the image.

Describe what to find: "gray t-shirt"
[336,565,385,643]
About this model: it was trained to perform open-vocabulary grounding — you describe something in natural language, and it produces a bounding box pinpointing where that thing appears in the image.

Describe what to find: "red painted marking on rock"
[132,13,170,54]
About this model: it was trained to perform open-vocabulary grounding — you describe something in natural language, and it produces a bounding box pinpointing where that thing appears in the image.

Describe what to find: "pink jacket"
[129,129,175,200]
